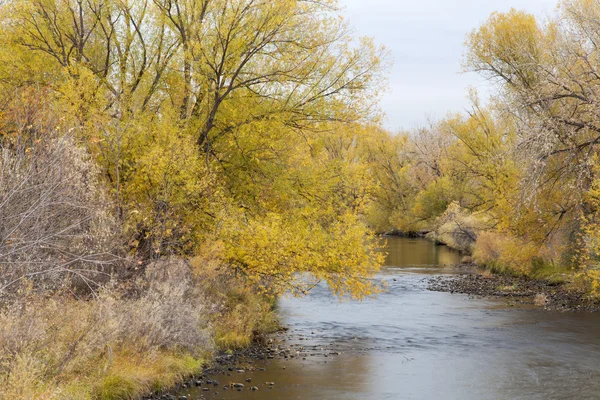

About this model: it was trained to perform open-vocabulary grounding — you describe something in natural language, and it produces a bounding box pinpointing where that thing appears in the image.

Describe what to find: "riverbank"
[383,230,429,238]
[428,271,600,312]
[145,328,350,400]
[142,340,282,399]
[0,258,279,400]
[386,231,600,312]
[382,230,470,257]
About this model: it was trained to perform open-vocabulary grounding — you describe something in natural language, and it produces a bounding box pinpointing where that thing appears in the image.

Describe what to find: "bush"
[472,231,538,275]
[190,250,280,350]
[0,132,119,297]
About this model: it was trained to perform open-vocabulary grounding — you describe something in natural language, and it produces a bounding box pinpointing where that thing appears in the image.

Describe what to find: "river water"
[178,237,600,399]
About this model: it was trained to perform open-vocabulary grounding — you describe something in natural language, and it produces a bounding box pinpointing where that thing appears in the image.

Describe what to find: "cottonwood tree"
[463,2,596,264]
[0,0,389,297]
[464,3,600,194]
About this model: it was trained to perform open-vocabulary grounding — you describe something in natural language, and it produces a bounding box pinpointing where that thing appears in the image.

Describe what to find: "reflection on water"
[383,236,463,268]
[178,237,600,400]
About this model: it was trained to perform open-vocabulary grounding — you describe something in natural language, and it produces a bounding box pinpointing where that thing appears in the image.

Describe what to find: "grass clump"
[97,375,140,400]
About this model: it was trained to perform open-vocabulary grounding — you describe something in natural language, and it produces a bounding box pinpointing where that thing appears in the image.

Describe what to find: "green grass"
[98,375,140,400]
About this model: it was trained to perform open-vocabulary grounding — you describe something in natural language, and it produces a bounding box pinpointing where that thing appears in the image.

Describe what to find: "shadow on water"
[178,237,600,400]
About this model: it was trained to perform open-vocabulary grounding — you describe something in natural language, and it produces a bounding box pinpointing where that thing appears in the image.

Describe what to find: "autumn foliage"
[0,0,388,298]
[364,1,600,292]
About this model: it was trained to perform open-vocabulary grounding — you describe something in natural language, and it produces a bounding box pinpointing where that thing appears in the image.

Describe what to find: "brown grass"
[190,248,280,351]
[472,231,538,276]
[0,134,278,399]
[0,259,211,400]
[0,257,279,400]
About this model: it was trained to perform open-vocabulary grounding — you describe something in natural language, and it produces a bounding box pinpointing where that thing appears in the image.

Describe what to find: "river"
[177,237,600,399]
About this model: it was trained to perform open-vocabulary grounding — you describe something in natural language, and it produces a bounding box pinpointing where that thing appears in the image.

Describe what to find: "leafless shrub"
[114,259,212,352]
[0,131,120,297]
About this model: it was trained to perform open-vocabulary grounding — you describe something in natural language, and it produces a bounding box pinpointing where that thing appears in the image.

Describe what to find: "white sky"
[340,0,558,132]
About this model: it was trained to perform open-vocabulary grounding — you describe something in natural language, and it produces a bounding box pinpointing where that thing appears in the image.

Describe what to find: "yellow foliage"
[190,252,280,350]
[410,177,455,222]
[473,231,539,275]
[0,0,388,297]
[122,119,223,257]
[465,8,543,87]
[575,159,600,295]
[221,207,384,299]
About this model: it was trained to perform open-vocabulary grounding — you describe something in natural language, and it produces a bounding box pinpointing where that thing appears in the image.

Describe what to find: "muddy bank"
[428,272,600,312]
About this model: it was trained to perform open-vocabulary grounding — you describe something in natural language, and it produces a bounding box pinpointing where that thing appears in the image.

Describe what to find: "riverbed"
[176,237,600,399]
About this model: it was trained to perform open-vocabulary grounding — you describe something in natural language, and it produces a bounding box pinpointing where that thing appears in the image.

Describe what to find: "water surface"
[179,237,600,399]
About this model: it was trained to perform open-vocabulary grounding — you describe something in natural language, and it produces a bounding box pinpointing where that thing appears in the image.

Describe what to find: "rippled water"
[178,237,600,400]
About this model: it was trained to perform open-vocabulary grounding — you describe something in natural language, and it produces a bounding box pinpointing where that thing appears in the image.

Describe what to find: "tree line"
[368,0,600,292]
[4,0,600,299]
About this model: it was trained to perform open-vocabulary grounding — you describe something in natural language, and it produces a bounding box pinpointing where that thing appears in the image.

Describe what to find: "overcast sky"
[340,0,557,131]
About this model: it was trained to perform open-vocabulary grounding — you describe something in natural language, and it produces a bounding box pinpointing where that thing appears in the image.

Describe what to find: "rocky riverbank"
[428,272,600,312]
[142,347,273,400]
[143,329,346,400]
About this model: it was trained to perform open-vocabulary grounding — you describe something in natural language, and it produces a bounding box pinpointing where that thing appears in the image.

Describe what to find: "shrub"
[0,132,119,297]
[472,231,538,275]
[429,202,484,252]
[190,249,280,350]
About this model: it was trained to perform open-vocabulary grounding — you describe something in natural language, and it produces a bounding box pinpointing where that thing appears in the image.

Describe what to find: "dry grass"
[190,248,280,350]
[472,231,576,283]
[0,257,279,400]
[481,269,493,278]
[0,259,212,400]
[0,135,224,399]
[534,293,549,307]
[473,231,539,276]
[0,133,278,399]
